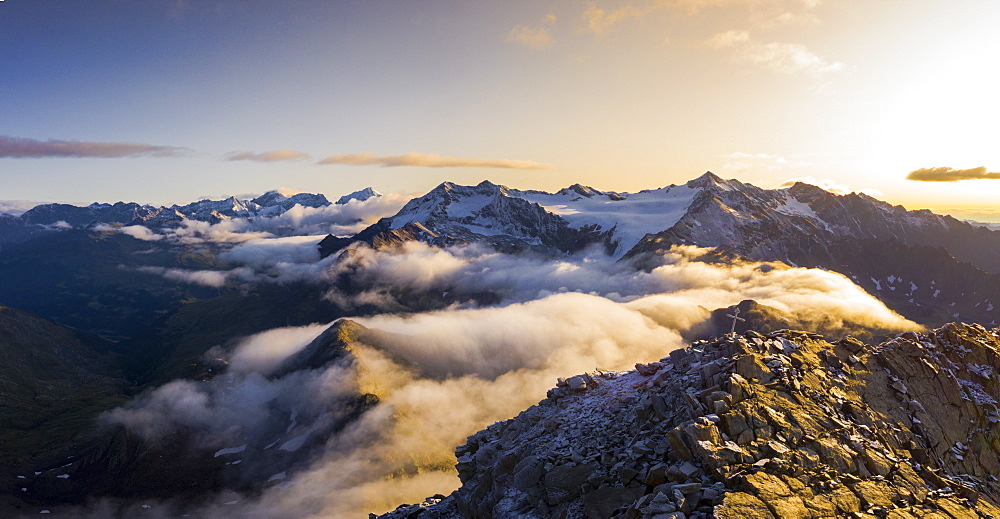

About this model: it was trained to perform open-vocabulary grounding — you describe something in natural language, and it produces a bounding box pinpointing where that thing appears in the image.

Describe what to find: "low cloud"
[508,14,556,49]
[318,152,553,170]
[37,220,73,231]
[247,193,411,237]
[707,30,841,76]
[170,219,274,244]
[0,135,185,158]
[135,265,255,287]
[120,225,164,241]
[0,200,40,216]
[221,236,324,270]
[98,195,410,289]
[104,240,919,517]
[96,220,271,245]
[226,149,310,162]
[326,242,918,333]
[906,166,1000,182]
[106,295,686,517]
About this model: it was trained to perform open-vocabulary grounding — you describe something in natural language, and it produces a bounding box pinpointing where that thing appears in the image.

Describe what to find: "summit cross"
[727,308,746,335]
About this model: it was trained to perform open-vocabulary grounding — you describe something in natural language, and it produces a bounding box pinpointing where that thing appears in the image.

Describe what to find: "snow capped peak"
[336,187,382,205]
[427,180,510,198]
[391,181,511,229]
[556,184,602,198]
[224,196,251,213]
[782,181,831,198]
[283,192,330,208]
[251,190,290,207]
[174,196,254,217]
[685,171,727,189]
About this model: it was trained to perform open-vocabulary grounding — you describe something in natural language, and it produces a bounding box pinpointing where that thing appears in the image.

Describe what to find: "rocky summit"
[379,323,1000,518]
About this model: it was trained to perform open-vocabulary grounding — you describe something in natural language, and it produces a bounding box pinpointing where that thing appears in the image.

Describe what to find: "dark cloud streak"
[0,135,186,158]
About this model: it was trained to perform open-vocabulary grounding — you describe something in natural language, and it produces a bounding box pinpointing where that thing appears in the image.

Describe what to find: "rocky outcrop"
[689,300,902,345]
[381,323,1000,518]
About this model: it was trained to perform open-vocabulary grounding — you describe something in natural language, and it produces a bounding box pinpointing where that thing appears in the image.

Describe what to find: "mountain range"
[333,173,1000,327]
[1,173,999,517]
[0,187,379,248]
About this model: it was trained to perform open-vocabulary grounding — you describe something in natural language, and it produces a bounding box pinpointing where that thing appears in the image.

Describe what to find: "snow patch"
[521,185,698,257]
[279,433,309,452]
[213,444,247,457]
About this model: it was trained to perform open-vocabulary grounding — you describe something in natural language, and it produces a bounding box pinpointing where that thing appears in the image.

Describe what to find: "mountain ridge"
[379,322,1000,518]
[0,188,379,247]
[323,174,1000,327]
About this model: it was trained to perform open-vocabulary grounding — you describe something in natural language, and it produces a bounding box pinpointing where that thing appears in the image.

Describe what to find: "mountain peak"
[556,183,604,198]
[251,190,289,207]
[473,179,510,196]
[685,171,725,189]
[335,187,381,205]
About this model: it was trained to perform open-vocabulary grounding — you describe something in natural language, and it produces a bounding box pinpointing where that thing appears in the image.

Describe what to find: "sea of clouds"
[92,230,918,517]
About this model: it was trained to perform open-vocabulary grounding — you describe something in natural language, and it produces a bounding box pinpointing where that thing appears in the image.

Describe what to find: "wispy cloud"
[583,1,834,76]
[707,30,841,75]
[751,8,819,29]
[583,0,820,35]
[226,149,310,162]
[584,3,658,35]
[906,166,1000,182]
[317,152,553,170]
[0,135,186,158]
[508,14,556,49]
[722,151,814,173]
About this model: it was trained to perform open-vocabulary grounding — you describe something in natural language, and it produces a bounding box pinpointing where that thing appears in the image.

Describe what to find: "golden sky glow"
[1,0,997,220]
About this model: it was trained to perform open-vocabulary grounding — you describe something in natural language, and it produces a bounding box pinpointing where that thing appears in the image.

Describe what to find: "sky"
[2,0,999,221]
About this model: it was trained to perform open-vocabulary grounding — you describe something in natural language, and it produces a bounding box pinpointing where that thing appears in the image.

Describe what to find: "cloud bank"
[100,193,409,247]
[105,295,686,517]
[104,240,918,517]
[0,135,185,158]
[906,166,1000,182]
[105,194,410,288]
[0,199,40,216]
[325,242,918,333]
[317,151,553,170]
